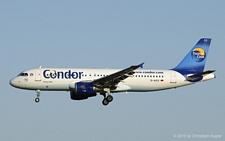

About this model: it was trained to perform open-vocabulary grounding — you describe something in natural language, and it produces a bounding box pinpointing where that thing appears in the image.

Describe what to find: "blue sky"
[0,1,224,141]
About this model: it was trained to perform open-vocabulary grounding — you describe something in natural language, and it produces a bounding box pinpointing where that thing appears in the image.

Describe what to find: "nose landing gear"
[35,90,40,103]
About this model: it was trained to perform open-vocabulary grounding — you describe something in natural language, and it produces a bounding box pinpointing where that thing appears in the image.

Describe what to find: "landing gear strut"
[35,90,40,103]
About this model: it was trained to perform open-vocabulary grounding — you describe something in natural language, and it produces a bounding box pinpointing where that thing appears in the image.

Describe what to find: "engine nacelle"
[70,82,98,100]
[75,82,95,94]
[70,91,96,100]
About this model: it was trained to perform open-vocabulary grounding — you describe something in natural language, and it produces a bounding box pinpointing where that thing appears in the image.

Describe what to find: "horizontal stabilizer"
[186,70,215,81]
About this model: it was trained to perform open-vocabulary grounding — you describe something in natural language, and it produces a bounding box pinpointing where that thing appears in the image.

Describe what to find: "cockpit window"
[17,73,28,77]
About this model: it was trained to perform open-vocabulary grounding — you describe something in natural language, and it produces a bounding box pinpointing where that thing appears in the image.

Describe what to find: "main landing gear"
[35,90,40,103]
[102,95,113,106]
[101,88,113,106]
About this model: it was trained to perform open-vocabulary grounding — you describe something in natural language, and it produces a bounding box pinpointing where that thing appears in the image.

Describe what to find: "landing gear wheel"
[106,95,113,102]
[35,98,40,103]
[102,99,109,106]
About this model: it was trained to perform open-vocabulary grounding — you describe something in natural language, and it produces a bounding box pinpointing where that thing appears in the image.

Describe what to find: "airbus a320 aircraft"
[10,38,215,106]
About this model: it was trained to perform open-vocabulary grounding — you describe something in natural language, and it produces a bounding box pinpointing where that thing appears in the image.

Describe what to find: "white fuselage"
[10,68,215,93]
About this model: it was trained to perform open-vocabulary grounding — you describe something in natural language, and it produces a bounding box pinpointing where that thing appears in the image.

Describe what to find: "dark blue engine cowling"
[75,82,94,94]
[70,82,97,100]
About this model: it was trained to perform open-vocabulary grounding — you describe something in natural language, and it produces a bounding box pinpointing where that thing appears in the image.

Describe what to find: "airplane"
[10,38,215,106]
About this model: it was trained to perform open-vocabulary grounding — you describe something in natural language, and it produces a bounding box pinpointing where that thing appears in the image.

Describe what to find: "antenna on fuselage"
[39,66,42,68]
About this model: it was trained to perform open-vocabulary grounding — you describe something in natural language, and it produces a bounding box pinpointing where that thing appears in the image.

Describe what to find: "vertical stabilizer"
[173,38,211,73]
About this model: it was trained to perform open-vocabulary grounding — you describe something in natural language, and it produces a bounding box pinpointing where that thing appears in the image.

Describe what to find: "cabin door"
[170,71,177,83]
[35,69,41,81]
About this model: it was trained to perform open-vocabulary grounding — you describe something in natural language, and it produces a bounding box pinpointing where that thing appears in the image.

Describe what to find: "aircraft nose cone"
[10,79,16,87]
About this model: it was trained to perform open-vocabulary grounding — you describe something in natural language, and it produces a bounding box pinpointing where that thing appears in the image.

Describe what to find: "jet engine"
[70,82,99,100]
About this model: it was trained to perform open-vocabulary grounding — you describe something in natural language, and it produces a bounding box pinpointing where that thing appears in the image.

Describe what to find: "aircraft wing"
[92,63,144,89]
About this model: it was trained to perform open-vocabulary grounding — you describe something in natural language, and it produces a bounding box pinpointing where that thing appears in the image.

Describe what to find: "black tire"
[102,99,109,106]
[35,98,40,103]
[106,95,113,102]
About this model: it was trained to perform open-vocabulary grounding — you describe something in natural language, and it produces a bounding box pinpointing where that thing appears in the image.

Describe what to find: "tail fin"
[173,38,211,73]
